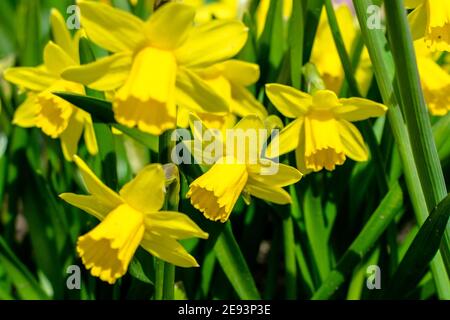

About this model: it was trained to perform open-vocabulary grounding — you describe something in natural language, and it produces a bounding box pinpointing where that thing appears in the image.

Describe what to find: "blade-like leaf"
[55,93,158,152]
[0,236,49,300]
[54,93,115,124]
[385,194,450,299]
[312,182,403,299]
[214,222,261,300]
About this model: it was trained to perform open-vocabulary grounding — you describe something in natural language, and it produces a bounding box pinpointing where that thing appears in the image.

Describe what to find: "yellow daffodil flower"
[186,115,302,223]
[407,0,450,51]
[62,1,248,136]
[415,41,450,115]
[265,84,387,173]
[178,60,268,130]
[60,156,208,284]
[3,10,98,161]
[311,5,373,95]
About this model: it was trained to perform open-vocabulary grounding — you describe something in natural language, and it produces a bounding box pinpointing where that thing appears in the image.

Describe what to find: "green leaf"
[433,114,450,163]
[111,0,131,11]
[19,0,41,66]
[128,248,155,285]
[289,0,304,89]
[55,93,115,124]
[258,0,286,84]
[0,1,15,57]
[312,182,403,299]
[79,37,119,190]
[55,92,159,152]
[115,125,159,153]
[0,236,49,300]
[385,0,447,212]
[22,168,64,298]
[264,224,281,299]
[385,194,450,299]
[303,185,330,282]
[323,0,389,195]
[196,246,216,299]
[385,2,450,276]
[353,0,450,299]
[282,214,298,299]
[214,222,261,299]
[238,12,258,65]
[302,0,323,63]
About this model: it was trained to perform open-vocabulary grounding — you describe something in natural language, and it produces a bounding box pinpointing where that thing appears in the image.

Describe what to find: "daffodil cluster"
[10,0,450,287]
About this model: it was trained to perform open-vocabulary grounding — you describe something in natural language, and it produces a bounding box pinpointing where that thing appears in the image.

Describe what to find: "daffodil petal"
[144,211,208,240]
[265,84,311,118]
[221,60,260,86]
[408,4,427,40]
[334,97,387,121]
[44,41,76,75]
[60,112,85,161]
[61,53,132,91]
[176,67,229,113]
[248,163,302,187]
[83,113,98,156]
[73,155,123,206]
[117,48,175,103]
[78,0,146,53]
[295,127,313,175]
[245,180,292,205]
[176,20,248,67]
[4,67,57,91]
[230,84,268,119]
[405,0,422,8]
[144,3,195,50]
[141,233,199,268]
[59,193,111,221]
[188,113,217,143]
[312,90,340,110]
[233,114,265,131]
[337,120,369,162]
[266,118,303,158]
[50,9,76,61]
[12,95,38,128]
[119,164,165,214]
[417,54,450,115]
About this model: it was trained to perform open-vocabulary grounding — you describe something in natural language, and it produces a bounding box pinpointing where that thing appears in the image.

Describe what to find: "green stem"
[163,263,175,300]
[282,215,297,299]
[154,259,165,300]
[384,0,447,209]
[353,0,450,299]
[289,0,305,89]
[154,130,177,300]
[312,183,404,299]
[384,0,450,272]
[324,0,389,193]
